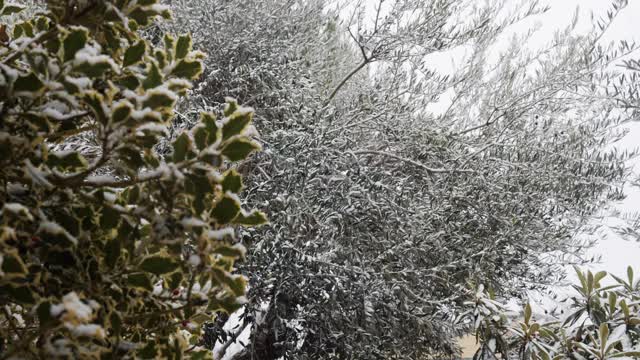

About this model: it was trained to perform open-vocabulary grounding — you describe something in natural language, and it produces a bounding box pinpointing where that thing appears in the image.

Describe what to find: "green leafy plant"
[472,266,640,360]
[0,0,265,358]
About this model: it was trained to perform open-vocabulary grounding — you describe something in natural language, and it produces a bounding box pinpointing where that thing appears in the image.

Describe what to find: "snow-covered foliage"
[473,266,640,359]
[168,0,637,358]
[0,0,265,358]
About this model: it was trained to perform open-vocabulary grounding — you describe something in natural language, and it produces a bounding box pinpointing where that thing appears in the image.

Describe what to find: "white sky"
[539,0,640,279]
[460,0,640,312]
[441,0,640,279]
[425,0,640,279]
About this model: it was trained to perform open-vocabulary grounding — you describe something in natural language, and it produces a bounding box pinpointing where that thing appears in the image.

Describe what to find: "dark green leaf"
[139,255,179,275]
[117,74,140,90]
[23,113,50,132]
[104,237,121,268]
[211,268,246,296]
[123,40,146,67]
[143,62,162,90]
[36,301,57,328]
[221,169,242,193]
[2,252,27,274]
[84,91,109,124]
[110,311,122,336]
[112,101,133,123]
[63,27,88,62]
[13,72,44,93]
[168,271,183,290]
[208,294,243,314]
[128,7,156,27]
[142,89,176,110]
[100,206,121,230]
[175,34,191,60]
[221,138,260,161]
[47,151,88,170]
[163,33,175,59]
[6,285,36,304]
[1,4,24,16]
[73,60,115,77]
[201,112,219,146]
[172,133,192,162]
[223,98,238,117]
[137,341,157,358]
[170,59,202,79]
[222,110,252,141]
[153,48,167,69]
[193,125,207,150]
[212,194,241,225]
[126,272,153,291]
[117,146,145,170]
[233,210,267,226]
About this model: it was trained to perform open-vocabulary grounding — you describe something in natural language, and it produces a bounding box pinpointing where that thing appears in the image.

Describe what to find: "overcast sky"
[449,0,640,279]
[543,0,640,279]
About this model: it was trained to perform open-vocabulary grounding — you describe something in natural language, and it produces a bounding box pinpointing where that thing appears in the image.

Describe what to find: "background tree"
[0,0,265,358]
[169,0,636,358]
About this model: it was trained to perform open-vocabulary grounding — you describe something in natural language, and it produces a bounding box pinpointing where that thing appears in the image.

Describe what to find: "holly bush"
[0,0,265,358]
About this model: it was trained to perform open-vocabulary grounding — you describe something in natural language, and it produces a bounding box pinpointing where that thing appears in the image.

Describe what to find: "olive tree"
[169,0,636,358]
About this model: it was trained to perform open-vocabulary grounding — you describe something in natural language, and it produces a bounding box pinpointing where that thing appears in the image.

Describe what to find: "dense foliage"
[168,0,637,358]
[0,0,264,358]
[1,0,637,358]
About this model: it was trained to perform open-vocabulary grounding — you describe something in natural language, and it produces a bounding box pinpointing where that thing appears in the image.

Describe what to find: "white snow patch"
[85,175,116,185]
[205,228,235,240]
[67,323,106,339]
[64,76,92,90]
[2,203,32,220]
[187,254,201,267]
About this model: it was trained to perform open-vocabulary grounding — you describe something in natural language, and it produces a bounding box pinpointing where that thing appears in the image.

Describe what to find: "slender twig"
[324,60,370,106]
[3,29,58,65]
[352,150,475,174]
[215,319,250,359]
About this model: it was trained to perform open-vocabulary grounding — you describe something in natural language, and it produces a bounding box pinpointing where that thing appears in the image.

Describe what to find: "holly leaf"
[221,169,242,193]
[172,133,192,162]
[221,138,260,161]
[211,268,246,296]
[143,61,163,90]
[47,151,88,170]
[233,210,267,226]
[123,40,146,67]
[126,272,153,291]
[212,194,241,224]
[222,110,253,141]
[139,255,179,275]
[13,72,44,93]
[175,34,192,60]
[1,3,25,16]
[63,27,88,62]
[1,251,27,274]
[170,59,202,79]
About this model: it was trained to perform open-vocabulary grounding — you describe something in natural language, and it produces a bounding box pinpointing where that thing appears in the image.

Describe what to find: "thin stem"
[352,150,475,174]
[324,60,370,106]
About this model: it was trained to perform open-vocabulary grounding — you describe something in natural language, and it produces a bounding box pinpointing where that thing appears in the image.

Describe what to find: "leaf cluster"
[0,1,264,358]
